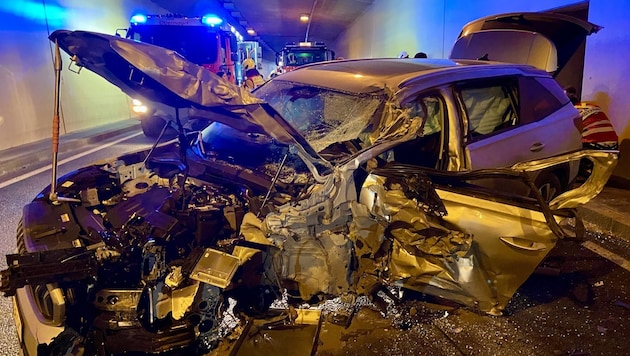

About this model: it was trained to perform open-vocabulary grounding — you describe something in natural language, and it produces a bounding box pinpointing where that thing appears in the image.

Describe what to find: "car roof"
[268,58,551,96]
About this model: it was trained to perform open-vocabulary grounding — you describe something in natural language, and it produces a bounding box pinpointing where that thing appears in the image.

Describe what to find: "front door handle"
[530,142,545,152]
[500,236,547,251]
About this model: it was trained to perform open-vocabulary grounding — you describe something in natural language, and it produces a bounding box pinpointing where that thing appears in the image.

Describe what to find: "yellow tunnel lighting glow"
[300,14,309,22]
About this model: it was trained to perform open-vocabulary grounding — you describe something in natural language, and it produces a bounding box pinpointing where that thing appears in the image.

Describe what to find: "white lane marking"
[0,131,143,189]
[582,240,630,272]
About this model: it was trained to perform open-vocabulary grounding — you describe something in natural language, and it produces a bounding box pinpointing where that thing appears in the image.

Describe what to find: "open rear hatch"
[450,12,601,89]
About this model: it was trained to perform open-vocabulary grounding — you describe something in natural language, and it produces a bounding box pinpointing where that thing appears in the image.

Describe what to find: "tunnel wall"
[0,0,165,151]
[334,0,630,181]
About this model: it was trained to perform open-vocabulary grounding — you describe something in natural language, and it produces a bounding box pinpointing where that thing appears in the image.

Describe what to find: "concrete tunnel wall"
[0,0,628,179]
[0,0,166,152]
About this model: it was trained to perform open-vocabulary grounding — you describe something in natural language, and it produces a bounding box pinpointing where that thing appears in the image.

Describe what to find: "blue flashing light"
[202,14,223,26]
[130,14,147,24]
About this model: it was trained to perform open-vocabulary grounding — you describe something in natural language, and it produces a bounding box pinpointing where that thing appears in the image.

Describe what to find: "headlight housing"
[29,283,65,326]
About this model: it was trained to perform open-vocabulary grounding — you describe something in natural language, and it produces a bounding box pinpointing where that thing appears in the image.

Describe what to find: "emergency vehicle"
[121,13,242,137]
[276,41,335,73]
[125,13,239,80]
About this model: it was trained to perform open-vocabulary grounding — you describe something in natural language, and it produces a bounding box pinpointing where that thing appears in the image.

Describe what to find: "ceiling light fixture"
[300,14,309,22]
[247,28,256,35]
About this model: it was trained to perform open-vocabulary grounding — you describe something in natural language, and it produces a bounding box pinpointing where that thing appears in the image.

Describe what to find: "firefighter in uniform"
[565,86,618,150]
[242,58,264,91]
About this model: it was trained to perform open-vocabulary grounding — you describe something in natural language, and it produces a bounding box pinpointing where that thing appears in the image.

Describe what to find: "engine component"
[190,248,240,289]
[94,288,142,312]
[1,247,99,297]
[194,284,224,352]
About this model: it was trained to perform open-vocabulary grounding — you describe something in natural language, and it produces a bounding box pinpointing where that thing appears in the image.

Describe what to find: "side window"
[519,76,566,124]
[458,79,519,139]
[392,94,445,168]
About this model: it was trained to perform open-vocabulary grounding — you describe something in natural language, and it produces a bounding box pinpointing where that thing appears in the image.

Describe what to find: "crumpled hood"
[49,29,328,170]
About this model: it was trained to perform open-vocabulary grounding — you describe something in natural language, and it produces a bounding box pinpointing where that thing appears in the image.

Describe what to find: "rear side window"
[457,78,519,139]
[519,76,565,124]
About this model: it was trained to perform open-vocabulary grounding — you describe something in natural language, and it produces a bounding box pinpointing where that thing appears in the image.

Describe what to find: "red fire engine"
[122,13,242,137]
[125,13,239,82]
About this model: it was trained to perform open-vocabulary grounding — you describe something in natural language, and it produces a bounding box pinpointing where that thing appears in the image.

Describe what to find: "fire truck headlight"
[131,99,148,114]
[132,105,148,114]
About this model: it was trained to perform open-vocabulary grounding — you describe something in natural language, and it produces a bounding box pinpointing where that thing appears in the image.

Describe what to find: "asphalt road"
[316,233,630,355]
[0,132,628,355]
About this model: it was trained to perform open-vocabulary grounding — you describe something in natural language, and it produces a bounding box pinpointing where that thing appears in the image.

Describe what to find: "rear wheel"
[534,172,562,202]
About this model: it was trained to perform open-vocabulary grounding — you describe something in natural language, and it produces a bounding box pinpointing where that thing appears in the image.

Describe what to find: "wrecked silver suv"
[1,30,617,355]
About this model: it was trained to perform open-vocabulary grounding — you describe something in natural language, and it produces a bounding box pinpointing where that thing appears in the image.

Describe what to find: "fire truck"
[122,13,241,136]
[125,13,239,80]
[276,41,335,74]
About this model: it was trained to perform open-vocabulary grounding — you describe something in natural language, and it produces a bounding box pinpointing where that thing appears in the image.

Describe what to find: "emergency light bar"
[130,14,147,24]
[286,41,327,48]
[127,13,242,41]
[202,14,223,26]
[130,13,224,27]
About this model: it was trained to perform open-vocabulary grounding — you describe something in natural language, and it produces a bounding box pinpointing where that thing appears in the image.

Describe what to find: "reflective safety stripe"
[576,103,618,145]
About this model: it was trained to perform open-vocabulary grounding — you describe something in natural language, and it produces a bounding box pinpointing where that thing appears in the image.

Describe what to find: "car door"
[392,92,448,169]
[357,149,617,315]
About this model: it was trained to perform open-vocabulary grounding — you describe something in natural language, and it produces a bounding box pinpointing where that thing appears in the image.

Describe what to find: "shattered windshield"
[255,81,384,154]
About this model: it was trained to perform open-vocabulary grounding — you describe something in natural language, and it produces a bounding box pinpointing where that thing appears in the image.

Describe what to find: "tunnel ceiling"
[150,0,374,58]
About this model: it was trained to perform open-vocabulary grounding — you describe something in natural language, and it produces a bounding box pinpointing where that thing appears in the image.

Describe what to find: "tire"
[140,116,168,138]
[534,171,562,202]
